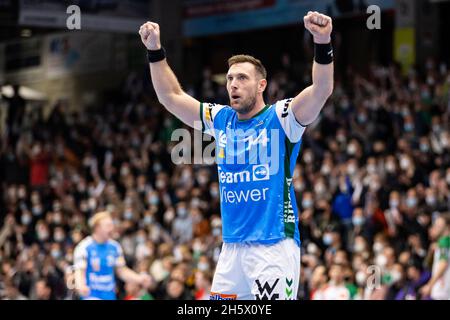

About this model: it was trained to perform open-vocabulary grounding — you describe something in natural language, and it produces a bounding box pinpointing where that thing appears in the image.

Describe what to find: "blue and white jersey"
[199,99,306,246]
[73,236,126,300]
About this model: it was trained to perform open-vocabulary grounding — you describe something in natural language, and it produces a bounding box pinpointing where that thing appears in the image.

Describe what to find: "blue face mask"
[357,114,367,123]
[404,123,414,132]
[212,228,221,237]
[302,199,313,209]
[352,216,365,226]
[323,234,333,246]
[406,197,417,208]
[149,196,159,205]
[144,216,153,225]
[177,208,187,217]
[51,250,61,260]
[124,210,134,220]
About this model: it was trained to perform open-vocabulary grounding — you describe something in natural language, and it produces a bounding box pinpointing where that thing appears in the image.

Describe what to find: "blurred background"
[0,0,449,300]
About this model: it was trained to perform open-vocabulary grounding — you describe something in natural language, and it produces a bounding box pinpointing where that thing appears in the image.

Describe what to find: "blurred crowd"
[0,53,449,300]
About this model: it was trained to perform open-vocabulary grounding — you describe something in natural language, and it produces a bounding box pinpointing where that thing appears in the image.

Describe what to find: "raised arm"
[291,12,334,126]
[139,22,201,129]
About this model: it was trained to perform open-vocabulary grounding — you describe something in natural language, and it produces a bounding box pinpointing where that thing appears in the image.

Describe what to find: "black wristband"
[314,42,333,65]
[147,47,166,63]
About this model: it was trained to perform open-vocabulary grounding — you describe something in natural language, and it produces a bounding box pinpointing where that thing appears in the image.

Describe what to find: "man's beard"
[231,92,257,115]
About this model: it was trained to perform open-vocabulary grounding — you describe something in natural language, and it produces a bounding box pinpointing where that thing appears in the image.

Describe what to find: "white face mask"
[198,262,210,272]
[356,271,367,287]
[156,180,166,189]
[207,177,218,191]
[164,210,175,223]
[53,214,62,225]
[21,214,32,225]
[353,242,365,253]
[37,230,49,241]
[390,271,402,283]
[373,242,384,253]
[54,232,65,242]
[294,182,305,192]
[315,184,325,195]
[307,243,318,255]
[386,162,396,173]
[367,164,377,174]
[347,164,357,175]
[321,165,331,175]
[304,153,313,164]
[389,199,399,208]
[400,158,410,170]
[375,254,387,267]
[426,196,436,206]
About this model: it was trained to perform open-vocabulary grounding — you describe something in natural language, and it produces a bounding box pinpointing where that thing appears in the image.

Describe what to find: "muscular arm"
[116,266,143,284]
[140,22,201,129]
[74,267,89,293]
[291,12,334,126]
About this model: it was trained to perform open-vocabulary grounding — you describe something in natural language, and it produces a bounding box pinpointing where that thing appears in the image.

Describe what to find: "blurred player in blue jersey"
[140,11,334,300]
[73,211,152,300]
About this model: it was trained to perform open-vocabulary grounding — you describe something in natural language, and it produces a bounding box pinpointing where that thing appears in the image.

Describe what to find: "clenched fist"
[304,11,333,44]
[139,22,161,50]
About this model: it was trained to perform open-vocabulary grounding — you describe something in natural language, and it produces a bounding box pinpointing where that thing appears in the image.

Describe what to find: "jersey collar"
[237,104,270,122]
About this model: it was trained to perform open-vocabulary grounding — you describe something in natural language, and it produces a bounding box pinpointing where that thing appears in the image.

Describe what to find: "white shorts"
[210,238,300,300]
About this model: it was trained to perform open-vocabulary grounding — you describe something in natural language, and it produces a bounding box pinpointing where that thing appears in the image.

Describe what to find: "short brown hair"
[228,54,267,79]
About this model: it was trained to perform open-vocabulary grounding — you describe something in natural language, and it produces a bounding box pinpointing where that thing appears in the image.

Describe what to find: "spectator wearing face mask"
[420,213,450,300]
[393,259,430,300]
[172,202,193,244]
[332,175,354,246]
[315,264,351,300]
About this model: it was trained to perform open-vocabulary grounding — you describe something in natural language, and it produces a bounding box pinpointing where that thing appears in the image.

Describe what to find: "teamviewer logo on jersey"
[252,164,270,181]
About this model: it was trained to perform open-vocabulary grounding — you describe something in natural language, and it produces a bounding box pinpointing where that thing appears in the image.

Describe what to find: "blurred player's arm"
[115,246,152,288]
[139,22,201,129]
[116,266,152,288]
[291,12,334,126]
[73,244,90,297]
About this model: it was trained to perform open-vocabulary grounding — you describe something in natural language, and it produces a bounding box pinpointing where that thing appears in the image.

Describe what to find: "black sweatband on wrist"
[147,47,166,63]
[314,42,333,65]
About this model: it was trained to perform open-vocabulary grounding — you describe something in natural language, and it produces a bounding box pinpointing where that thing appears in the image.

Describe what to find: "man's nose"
[230,79,238,90]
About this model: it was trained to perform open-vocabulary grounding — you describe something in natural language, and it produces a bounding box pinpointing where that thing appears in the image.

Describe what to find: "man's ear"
[258,78,267,93]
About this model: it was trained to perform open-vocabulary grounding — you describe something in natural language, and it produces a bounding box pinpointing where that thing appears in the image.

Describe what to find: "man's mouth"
[231,95,241,100]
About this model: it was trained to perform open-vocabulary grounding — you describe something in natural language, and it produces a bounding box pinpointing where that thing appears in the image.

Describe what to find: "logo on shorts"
[255,279,280,300]
[210,292,237,300]
[285,278,294,300]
